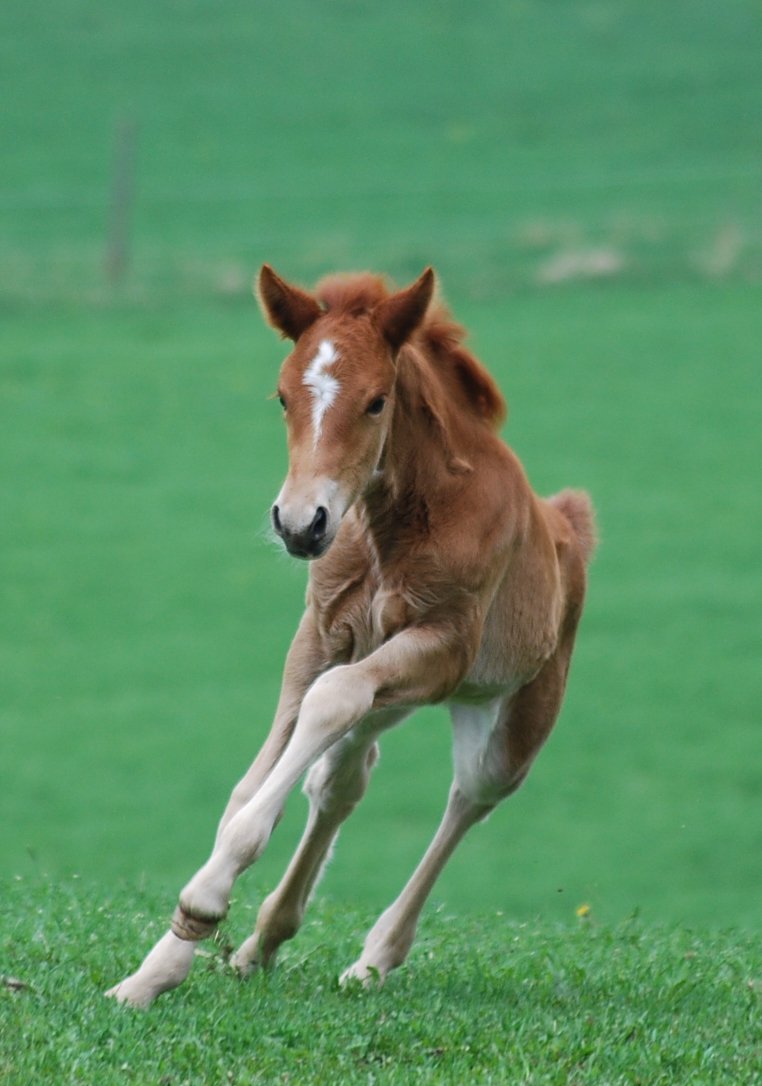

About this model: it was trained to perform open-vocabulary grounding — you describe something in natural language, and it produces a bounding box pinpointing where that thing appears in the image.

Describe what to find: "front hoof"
[105,976,154,1009]
[229,931,277,976]
[339,961,385,988]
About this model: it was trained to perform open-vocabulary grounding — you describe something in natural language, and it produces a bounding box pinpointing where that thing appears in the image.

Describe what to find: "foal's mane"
[315,273,507,432]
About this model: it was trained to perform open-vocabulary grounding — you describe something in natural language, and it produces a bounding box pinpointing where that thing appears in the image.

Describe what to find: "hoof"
[105,931,196,1008]
[105,976,153,1009]
[229,948,258,977]
[229,931,279,976]
[339,961,385,988]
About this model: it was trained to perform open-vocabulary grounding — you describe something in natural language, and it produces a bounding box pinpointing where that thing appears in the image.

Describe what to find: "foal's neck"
[358,346,464,562]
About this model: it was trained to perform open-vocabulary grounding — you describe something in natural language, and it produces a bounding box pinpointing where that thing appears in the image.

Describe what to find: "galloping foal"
[107,266,595,1008]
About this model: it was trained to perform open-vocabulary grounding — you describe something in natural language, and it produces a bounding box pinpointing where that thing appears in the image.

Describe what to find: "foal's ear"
[374,267,435,352]
[256,264,323,341]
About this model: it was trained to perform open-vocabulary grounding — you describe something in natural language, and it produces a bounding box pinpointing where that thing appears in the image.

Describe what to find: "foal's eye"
[366,396,386,417]
[278,395,287,411]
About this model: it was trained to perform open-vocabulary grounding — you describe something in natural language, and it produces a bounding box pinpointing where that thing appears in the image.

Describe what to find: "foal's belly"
[453,613,557,706]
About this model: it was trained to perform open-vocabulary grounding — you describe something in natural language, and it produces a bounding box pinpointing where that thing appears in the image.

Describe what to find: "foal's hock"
[107,266,596,1007]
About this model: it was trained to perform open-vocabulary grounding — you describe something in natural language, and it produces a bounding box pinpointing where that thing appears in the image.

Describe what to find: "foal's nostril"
[311,506,328,543]
[271,504,283,536]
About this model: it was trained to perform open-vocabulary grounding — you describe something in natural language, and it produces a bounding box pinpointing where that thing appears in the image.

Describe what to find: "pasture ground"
[2,877,762,1085]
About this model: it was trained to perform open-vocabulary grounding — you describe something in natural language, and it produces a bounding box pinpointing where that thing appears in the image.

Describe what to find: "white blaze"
[303,339,340,445]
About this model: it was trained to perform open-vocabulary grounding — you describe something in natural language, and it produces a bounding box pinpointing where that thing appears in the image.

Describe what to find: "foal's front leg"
[105,610,325,1008]
[214,609,328,840]
[231,707,411,974]
[107,660,378,1009]
[108,624,469,1007]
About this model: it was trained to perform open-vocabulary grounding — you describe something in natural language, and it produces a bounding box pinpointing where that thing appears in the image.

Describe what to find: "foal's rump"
[546,488,597,566]
[537,488,597,660]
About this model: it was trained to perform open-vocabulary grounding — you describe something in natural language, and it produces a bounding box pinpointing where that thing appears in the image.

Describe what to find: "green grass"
[2,280,761,925]
[2,878,762,1085]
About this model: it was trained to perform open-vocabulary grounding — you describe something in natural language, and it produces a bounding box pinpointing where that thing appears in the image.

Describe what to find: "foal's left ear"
[374,267,435,352]
[256,264,323,341]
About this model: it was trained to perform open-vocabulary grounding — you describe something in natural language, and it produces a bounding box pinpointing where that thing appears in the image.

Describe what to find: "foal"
[107,266,595,1007]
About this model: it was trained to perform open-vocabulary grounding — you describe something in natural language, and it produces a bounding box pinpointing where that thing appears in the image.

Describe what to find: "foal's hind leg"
[340,780,491,984]
[231,710,409,974]
[108,625,465,1006]
[341,633,578,986]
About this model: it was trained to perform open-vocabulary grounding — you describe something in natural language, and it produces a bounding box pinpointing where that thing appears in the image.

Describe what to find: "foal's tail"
[548,489,597,564]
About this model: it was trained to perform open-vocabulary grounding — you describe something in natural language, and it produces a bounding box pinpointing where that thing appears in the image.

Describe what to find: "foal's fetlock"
[230,931,279,976]
[178,855,236,925]
[170,904,219,942]
[230,907,300,976]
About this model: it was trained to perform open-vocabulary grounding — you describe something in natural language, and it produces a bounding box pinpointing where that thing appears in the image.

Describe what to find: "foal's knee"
[455,753,529,807]
[299,666,375,737]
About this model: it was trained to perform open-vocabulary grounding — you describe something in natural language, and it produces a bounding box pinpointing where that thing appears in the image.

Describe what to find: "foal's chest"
[317,578,411,663]
[311,514,417,663]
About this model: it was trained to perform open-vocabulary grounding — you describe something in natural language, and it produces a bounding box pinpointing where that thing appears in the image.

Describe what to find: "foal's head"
[258,264,435,559]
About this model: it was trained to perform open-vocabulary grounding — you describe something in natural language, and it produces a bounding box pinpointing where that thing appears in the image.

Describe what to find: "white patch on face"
[303,339,340,445]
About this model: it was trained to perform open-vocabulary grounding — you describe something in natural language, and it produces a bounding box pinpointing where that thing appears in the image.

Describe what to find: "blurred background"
[1,0,760,926]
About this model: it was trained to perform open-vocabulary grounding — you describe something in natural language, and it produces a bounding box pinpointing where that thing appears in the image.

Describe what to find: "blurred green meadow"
[1,0,761,927]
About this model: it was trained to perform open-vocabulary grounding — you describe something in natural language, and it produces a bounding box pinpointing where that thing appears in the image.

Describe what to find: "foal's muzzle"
[272,503,330,559]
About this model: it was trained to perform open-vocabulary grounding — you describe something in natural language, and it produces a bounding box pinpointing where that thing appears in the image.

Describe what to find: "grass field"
[2,0,762,301]
[2,0,762,1038]
[3,878,762,1085]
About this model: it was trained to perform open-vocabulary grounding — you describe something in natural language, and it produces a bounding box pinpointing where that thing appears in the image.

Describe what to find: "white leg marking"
[106,625,446,1006]
[450,697,520,805]
[303,339,340,445]
[178,667,376,923]
[105,932,196,1009]
[105,664,376,1008]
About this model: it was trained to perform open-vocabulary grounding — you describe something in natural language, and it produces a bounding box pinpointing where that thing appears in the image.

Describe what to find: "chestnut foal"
[107,266,595,1007]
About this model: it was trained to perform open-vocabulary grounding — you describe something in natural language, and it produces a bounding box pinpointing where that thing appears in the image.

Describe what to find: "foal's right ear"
[256,265,323,341]
[374,267,436,353]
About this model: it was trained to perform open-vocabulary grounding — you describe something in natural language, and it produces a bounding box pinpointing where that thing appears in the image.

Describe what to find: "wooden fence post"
[105,118,139,286]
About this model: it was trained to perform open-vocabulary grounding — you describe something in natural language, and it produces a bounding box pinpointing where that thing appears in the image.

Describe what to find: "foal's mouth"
[272,502,333,560]
[281,536,332,560]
